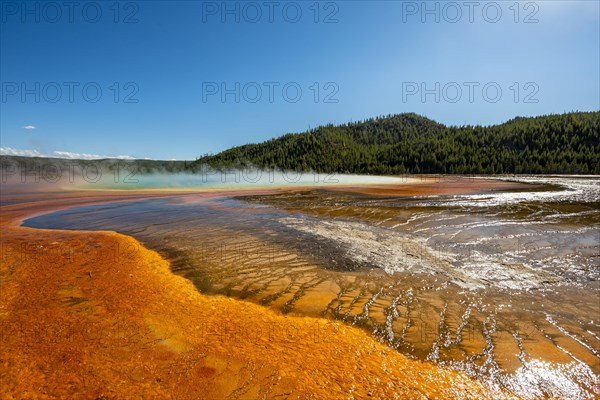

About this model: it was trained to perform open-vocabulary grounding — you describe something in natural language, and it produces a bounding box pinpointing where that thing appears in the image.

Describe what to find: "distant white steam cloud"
[22,125,36,130]
[0,146,137,160]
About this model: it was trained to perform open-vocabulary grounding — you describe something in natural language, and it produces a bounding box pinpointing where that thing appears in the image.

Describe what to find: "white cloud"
[0,147,137,160]
[22,125,36,130]
[0,147,43,157]
[51,151,136,160]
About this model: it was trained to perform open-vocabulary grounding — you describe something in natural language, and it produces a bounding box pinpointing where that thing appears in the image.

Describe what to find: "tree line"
[194,111,600,175]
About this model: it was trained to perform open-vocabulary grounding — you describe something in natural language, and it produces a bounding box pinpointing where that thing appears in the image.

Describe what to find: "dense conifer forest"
[3,112,597,175]
[195,112,600,174]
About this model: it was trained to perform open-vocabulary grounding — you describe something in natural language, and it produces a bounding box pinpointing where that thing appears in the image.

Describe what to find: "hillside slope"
[195,112,600,174]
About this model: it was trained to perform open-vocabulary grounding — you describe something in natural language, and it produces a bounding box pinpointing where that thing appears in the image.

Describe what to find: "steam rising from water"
[0,161,416,190]
[19,175,600,398]
[89,170,415,189]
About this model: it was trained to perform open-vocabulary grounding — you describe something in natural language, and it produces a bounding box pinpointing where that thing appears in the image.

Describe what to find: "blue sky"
[1,1,598,160]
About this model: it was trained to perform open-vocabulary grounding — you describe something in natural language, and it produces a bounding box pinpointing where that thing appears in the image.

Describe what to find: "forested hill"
[194,111,600,174]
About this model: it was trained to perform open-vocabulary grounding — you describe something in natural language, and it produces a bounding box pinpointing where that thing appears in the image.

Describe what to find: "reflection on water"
[25,176,600,398]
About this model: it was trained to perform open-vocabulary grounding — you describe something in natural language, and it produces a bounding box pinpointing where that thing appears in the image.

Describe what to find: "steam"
[0,158,413,191]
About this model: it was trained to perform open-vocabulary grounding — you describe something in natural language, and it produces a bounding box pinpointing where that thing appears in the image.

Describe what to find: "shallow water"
[24,176,600,398]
